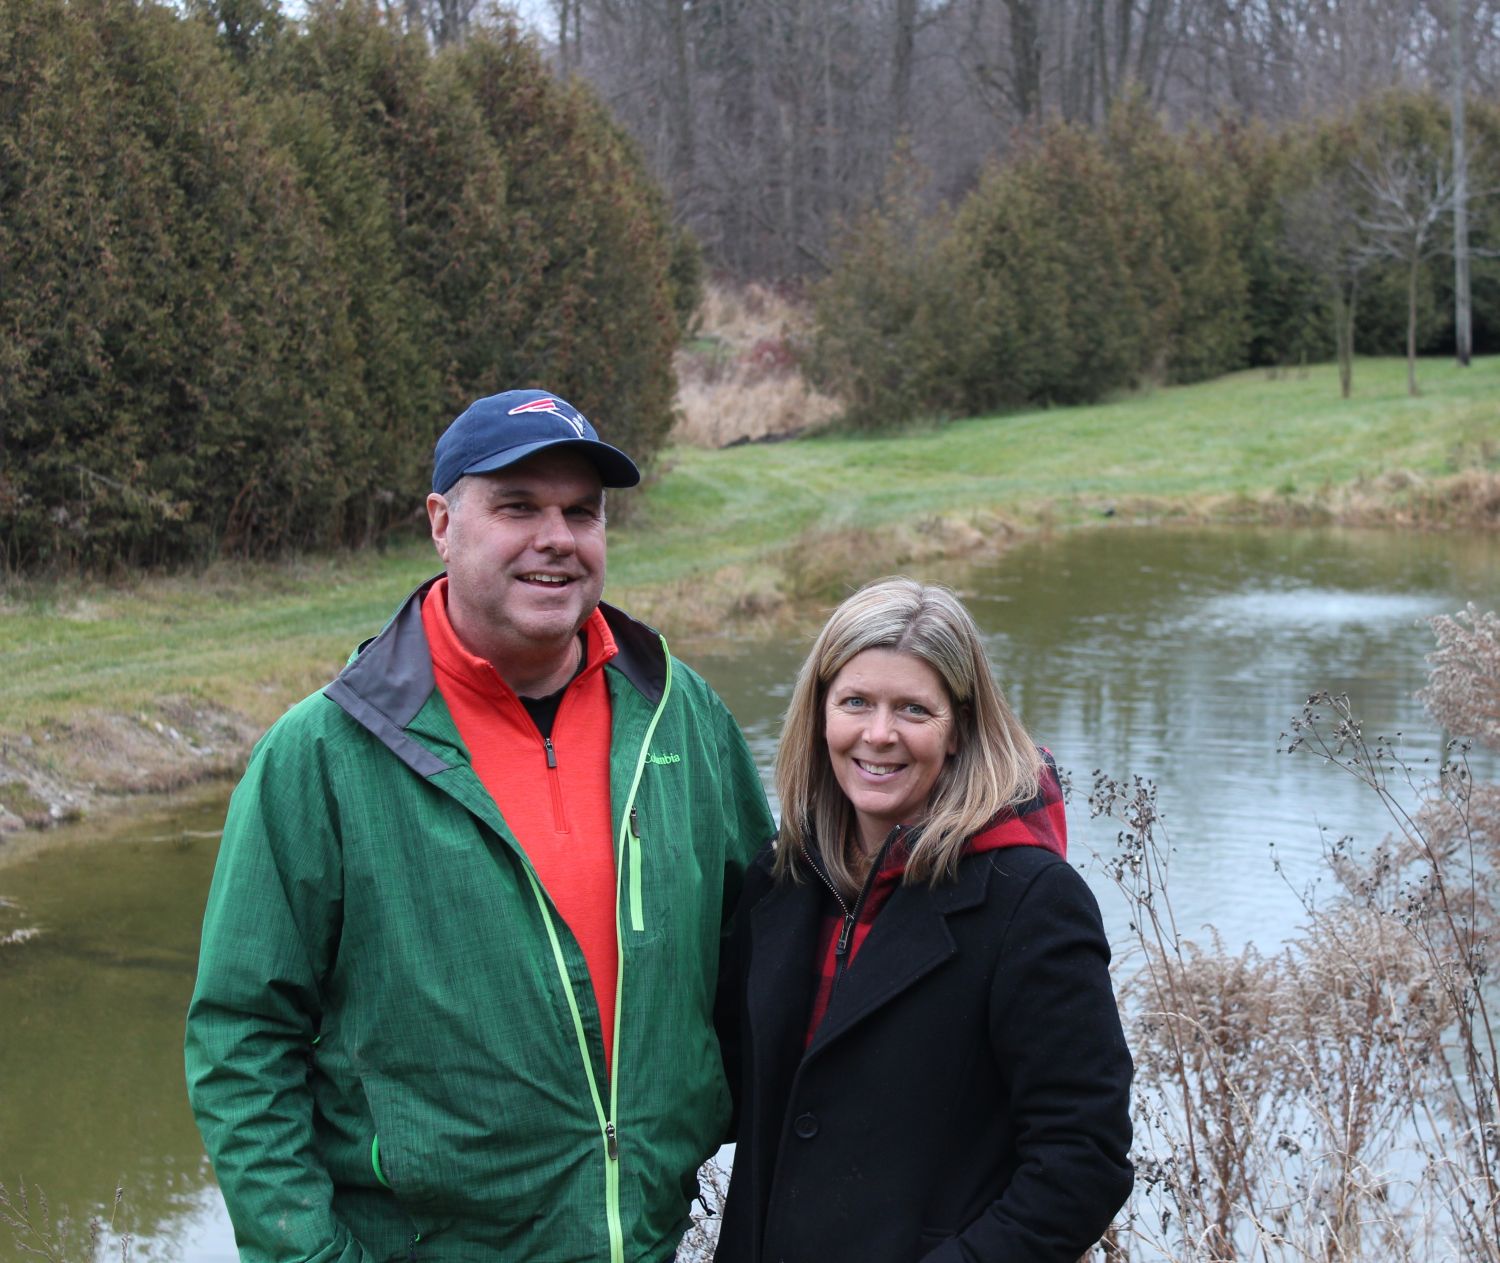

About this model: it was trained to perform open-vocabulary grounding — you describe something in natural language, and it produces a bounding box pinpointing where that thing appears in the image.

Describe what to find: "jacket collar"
[749,846,998,1061]
[323,572,669,775]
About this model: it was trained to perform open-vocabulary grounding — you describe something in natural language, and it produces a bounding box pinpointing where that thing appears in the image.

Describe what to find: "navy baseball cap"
[432,389,641,494]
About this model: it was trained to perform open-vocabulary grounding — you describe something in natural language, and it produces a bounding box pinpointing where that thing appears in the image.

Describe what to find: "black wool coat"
[714,842,1133,1263]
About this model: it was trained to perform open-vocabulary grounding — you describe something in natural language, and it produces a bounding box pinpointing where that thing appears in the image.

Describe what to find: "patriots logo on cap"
[509,396,586,437]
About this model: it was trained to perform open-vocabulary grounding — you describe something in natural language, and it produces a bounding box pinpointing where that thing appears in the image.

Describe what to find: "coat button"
[793,1112,818,1139]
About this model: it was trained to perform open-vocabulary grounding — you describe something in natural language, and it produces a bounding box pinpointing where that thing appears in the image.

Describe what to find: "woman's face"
[824,648,959,855]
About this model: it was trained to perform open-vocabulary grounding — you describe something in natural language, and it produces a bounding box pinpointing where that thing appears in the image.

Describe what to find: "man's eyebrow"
[483,483,603,507]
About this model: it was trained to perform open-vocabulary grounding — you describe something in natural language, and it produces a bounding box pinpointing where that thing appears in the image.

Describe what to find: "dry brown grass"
[671,282,842,447]
[620,509,1020,639]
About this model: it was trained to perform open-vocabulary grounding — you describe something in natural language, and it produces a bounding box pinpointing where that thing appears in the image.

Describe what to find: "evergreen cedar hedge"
[0,0,686,572]
[811,92,1500,432]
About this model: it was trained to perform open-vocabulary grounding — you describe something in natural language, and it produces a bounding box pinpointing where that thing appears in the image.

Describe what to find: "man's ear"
[427,492,452,564]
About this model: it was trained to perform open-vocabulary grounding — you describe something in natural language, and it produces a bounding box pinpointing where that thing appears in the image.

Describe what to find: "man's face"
[427,449,606,671]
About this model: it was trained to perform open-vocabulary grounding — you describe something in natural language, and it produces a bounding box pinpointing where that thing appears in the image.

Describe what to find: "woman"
[716,577,1132,1263]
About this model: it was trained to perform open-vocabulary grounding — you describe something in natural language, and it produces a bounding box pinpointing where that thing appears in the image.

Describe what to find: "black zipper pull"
[606,1121,619,1160]
[544,736,557,769]
[629,806,640,838]
[836,915,856,957]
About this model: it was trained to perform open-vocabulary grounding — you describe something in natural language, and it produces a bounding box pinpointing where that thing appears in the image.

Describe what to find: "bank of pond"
[2,524,1497,1261]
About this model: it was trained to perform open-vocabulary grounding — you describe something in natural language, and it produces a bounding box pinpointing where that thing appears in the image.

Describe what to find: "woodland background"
[2,0,1498,571]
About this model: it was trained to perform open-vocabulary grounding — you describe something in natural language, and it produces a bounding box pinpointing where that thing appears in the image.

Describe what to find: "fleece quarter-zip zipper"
[541,735,571,832]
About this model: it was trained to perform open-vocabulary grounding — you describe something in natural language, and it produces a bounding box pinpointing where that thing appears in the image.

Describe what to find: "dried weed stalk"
[0,1179,131,1263]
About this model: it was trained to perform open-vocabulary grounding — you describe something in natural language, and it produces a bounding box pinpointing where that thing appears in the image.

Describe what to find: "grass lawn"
[619,356,1498,582]
[0,356,1495,792]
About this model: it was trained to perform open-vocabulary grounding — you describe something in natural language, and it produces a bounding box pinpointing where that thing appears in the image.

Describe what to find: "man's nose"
[534,508,576,553]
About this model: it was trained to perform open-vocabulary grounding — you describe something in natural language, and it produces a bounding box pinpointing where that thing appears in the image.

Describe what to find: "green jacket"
[185,579,774,1263]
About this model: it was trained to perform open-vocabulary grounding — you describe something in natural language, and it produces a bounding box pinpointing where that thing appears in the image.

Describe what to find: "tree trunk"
[1407,250,1420,396]
[555,0,579,77]
[1090,0,1109,121]
[1453,0,1472,366]
[665,0,697,198]
[1336,279,1356,400]
[1004,0,1043,121]
[892,0,916,140]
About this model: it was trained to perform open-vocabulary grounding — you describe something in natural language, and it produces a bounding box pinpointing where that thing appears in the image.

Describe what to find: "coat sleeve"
[711,689,776,906]
[184,720,374,1263]
[707,692,777,1141]
[924,862,1134,1263]
[714,845,777,1142]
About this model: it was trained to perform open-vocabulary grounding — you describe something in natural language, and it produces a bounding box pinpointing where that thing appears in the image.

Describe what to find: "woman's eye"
[841,696,866,709]
[903,703,930,717]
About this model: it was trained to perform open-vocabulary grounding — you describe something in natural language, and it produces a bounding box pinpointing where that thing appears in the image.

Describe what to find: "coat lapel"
[806,854,996,1056]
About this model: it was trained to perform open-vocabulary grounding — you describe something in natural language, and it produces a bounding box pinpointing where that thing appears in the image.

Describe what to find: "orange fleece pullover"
[422,578,621,1070]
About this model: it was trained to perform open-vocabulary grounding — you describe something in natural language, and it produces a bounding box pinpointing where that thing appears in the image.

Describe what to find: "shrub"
[808,88,1499,423]
[0,0,355,569]
[1103,97,1251,384]
[807,154,967,431]
[0,0,683,572]
[947,120,1151,409]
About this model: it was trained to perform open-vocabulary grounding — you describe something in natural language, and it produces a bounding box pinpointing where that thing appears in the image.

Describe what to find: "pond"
[1,525,1496,1259]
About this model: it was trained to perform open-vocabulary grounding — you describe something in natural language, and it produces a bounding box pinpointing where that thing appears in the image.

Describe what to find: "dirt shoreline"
[0,696,263,837]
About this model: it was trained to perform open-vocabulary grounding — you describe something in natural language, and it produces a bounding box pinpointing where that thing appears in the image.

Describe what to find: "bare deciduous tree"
[528,0,1500,281]
[384,0,481,46]
[1282,173,1370,399]
[1351,143,1459,395]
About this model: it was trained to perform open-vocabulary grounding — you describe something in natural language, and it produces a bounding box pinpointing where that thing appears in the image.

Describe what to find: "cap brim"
[461,437,641,488]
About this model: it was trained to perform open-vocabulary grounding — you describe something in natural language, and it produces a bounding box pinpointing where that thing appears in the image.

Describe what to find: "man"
[186,389,774,1263]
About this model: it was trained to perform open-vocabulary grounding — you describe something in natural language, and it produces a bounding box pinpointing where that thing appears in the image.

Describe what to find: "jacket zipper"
[517,637,676,1263]
[605,638,675,1263]
[523,864,625,1263]
[805,824,904,998]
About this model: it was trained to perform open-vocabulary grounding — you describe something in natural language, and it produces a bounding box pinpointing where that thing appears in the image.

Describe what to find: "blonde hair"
[774,576,1041,898]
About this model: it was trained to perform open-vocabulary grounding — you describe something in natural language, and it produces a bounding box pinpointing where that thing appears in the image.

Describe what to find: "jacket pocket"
[622,805,667,943]
[361,1074,460,1239]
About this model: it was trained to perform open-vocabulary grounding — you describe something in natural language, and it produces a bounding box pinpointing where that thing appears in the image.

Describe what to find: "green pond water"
[1,524,1496,1260]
